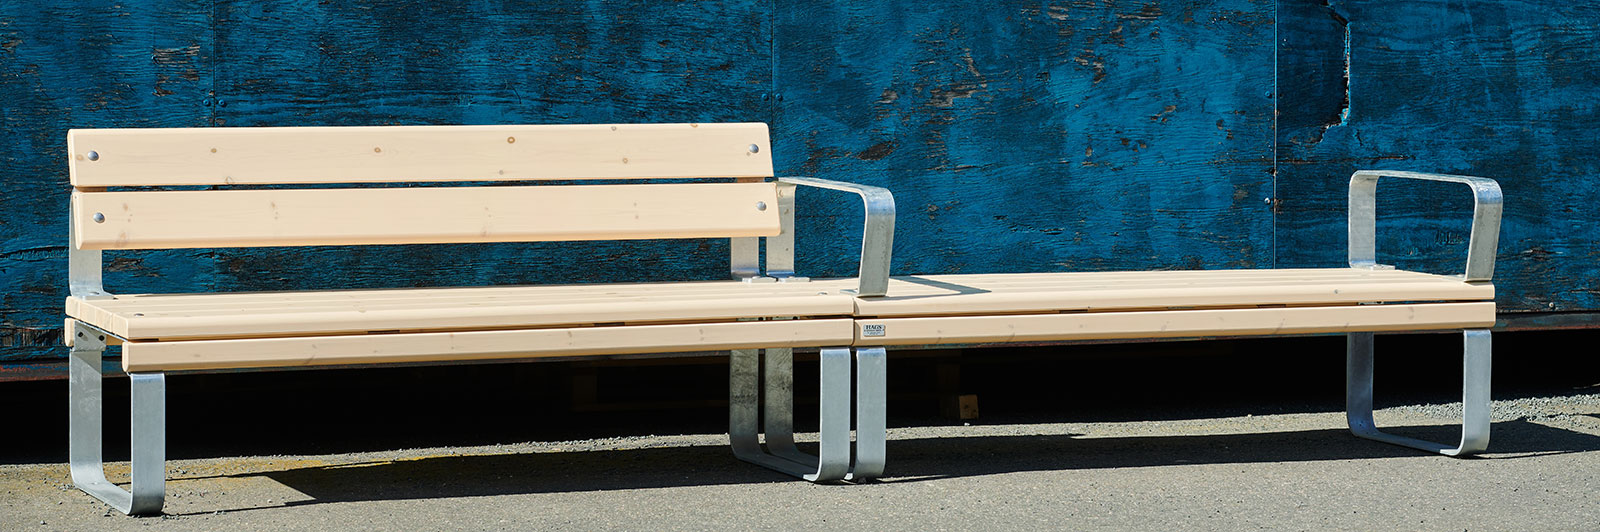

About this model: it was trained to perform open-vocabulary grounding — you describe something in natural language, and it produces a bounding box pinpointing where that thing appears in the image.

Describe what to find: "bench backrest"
[68,123,777,250]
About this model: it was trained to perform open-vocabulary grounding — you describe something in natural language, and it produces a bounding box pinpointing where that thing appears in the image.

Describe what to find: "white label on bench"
[862,324,886,337]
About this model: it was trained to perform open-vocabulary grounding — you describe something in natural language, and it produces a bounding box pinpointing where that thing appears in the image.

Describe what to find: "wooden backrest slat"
[68,123,772,187]
[72,183,780,250]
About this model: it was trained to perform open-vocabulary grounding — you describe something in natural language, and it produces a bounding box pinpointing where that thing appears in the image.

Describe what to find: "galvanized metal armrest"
[1348,170,1503,281]
[770,177,895,297]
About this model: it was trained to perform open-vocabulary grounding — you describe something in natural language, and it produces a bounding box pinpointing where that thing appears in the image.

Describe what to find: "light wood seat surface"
[826,269,1495,346]
[844,268,1492,316]
[69,280,856,341]
[72,268,1495,371]
[69,280,856,372]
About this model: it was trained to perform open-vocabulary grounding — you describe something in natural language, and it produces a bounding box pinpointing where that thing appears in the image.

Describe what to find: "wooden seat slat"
[857,268,1473,286]
[843,270,1489,317]
[866,276,1478,297]
[112,318,855,373]
[853,302,1495,346]
[69,279,846,309]
[73,293,845,317]
[69,281,854,341]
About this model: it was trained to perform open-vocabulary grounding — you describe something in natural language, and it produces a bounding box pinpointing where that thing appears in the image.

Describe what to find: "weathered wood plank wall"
[2,1,1594,362]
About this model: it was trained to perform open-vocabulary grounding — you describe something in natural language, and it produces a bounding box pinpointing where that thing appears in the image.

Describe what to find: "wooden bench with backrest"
[66,123,1501,515]
[63,123,896,515]
[835,169,1501,463]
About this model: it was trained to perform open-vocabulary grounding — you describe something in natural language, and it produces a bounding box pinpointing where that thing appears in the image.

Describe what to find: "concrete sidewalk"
[4,393,1597,531]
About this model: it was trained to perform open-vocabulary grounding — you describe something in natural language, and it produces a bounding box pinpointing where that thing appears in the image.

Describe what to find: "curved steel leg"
[731,348,828,478]
[846,347,886,480]
[69,328,166,515]
[729,347,872,482]
[1347,330,1491,456]
[729,349,765,460]
[761,348,815,467]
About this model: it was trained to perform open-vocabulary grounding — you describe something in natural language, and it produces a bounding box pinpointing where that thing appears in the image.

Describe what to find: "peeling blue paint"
[1338,19,1351,127]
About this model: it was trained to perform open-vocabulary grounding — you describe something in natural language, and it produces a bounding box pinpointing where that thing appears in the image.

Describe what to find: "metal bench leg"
[759,347,808,465]
[729,347,860,482]
[1346,330,1491,456]
[69,326,166,516]
[846,347,887,480]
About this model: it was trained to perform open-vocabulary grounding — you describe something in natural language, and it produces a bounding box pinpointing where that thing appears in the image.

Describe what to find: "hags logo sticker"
[862,324,886,337]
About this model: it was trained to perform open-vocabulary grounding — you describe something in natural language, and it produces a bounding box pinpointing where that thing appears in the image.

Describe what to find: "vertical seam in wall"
[768,0,778,136]
[1271,2,1279,269]
[208,0,219,127]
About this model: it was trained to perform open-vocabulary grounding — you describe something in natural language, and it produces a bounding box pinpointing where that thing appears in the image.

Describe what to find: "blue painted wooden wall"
[1,1,1595,362]
[1275,0,1600,313]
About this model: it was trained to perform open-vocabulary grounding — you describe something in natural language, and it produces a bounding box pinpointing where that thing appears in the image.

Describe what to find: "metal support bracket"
[69,321,166,516]
[1346,330,1491,456]
[1348,170,1502,281]
[68,197,112,300]
[730,346,887,482]
[730,236,761,281]
[773,177,895,297]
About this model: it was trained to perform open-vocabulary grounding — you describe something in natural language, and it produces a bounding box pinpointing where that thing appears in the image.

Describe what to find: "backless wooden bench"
[63,123,895,515]
[837,170,1502,462]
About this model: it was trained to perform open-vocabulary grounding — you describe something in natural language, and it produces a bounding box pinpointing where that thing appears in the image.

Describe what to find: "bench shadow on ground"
[170,418,1599,516]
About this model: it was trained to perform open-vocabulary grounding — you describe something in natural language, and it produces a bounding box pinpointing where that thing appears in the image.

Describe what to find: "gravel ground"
[3,393,1597,531]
